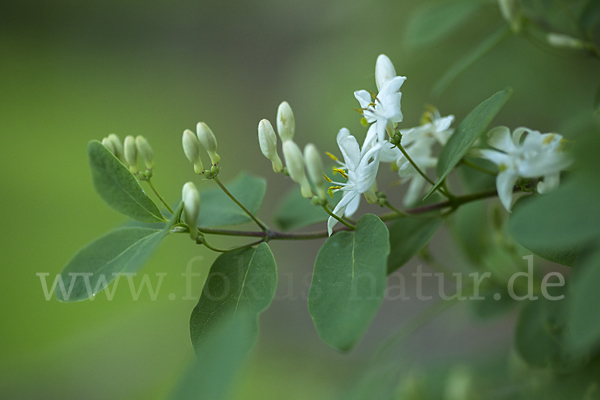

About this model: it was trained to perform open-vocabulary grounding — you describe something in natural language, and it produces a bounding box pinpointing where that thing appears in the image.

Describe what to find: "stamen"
[543,134,556,145]
[323,174,333,183]
[327,185,342,198]
[332,168,348,179]
[325,152,338,161]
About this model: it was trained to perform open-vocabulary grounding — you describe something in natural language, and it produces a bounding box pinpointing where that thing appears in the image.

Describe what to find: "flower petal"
[496,171,518,211]
[487,126,514,153]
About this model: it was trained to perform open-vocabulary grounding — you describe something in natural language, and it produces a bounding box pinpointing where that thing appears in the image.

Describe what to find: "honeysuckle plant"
[55,1,600,398]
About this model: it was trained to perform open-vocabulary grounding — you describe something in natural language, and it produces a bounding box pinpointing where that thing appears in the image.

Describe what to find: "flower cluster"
[475,126,571,211]
[255,54,572,234]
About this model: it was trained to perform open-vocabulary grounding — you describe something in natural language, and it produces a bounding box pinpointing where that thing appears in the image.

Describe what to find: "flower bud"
[375,54,396,91]
[107,133,125,162]
[124,135,138,174]
[135,135,154,170]
[304,144,326,201]
[258,119,284,172]
[276,101,295,141]
[283,141,312,198]
[196,122,220,165]
[182,129,204,174]
[364,181,378,204]
[547,33,584,49]
[102,137,116,155]
[182,182,200,240]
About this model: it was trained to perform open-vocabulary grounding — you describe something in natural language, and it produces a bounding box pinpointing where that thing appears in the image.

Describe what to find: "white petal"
[354,90,372,111]
[337,129,361,170]
[375,54,397,91]
[403,176,426,206]
[327,192,356,235]
[496,171,518,212]
[478,149,510,167]
[537,172,560,194]
[487,126,515,153]
[378,142,401,163]
[345,193,361,217]
[380,75,406,93]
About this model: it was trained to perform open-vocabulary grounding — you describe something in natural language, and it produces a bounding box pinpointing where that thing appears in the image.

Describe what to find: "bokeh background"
[1,0,598,399]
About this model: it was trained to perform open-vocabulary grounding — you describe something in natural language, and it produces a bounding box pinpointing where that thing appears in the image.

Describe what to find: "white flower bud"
[547,33,584,49]
[196,122,220,165]
[107,133,125,162]
[375,54,397,91]
[276,101,295,142]
[102,137,116,155]
[283,141,312,198]
[182,129,204,174]
[124,135,138,174]
[135,136,154,170]
[182,182,200,240]
[304,144,326,201]
[258,119,284,172]
[364,181,378,204]
[498,0,521,32]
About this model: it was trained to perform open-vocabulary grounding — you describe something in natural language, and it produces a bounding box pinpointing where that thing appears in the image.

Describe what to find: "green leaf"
[509,196,581,266]
[509,180,600,250]
[274,187,341,231]
[198,172,266,227]
[451,201,490,264]
[56,227,167,302]
[404,0,483,48]
[189,243,277,350]
[88,140,164,223]
[515,286,583,371]
[425,88,512,199]
[387,217,442,274]
[170,312,255,400]
[308,214,390,351]
[567,247,600,352]
[433,25,511,96]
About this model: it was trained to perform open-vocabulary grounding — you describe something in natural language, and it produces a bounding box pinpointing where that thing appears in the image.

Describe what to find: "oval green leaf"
[425,88,512,199]
[509,196,581,266]
[198,172,266,227]
[567,247,600,352]
[387,217,442,274]
[56,227,167,302]
[88,140,164,223]
[170,312,255,400]
[189,242,277,350]
[308,214,390,351]
[509,179,600,251]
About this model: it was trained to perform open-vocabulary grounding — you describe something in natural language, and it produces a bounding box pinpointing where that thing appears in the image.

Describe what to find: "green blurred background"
[1,0,598,399]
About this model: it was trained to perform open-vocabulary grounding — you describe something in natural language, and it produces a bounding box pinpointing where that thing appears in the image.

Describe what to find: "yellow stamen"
[327,185,342,197]
[332,168,348,179]
[325,152,338,162]
[323,174,333,183]
[543,133,556,145]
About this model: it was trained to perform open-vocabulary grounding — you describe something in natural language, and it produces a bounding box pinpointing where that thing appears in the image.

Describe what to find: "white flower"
[355,54,406,142]
[327,128,383,235]
[477,126,571,211]
[396,137,438,206]
[401,111,455,147]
